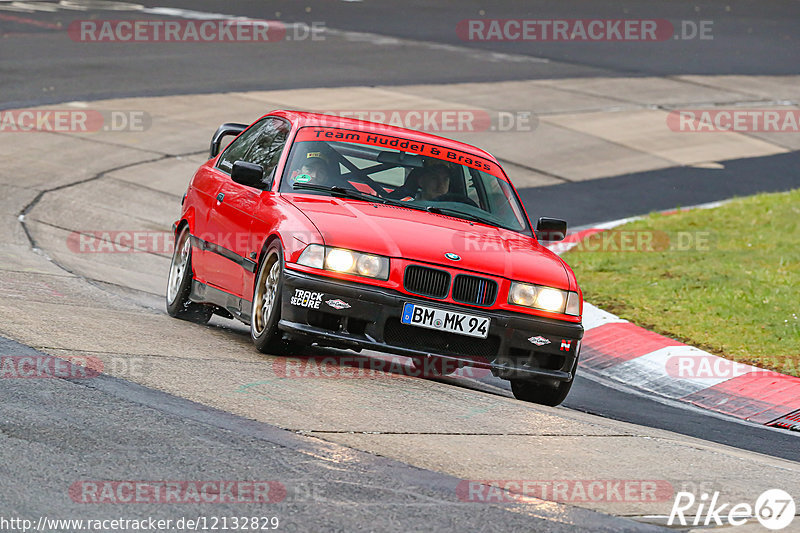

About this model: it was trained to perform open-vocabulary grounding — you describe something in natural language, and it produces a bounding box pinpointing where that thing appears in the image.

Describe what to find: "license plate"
[401,303,490,339]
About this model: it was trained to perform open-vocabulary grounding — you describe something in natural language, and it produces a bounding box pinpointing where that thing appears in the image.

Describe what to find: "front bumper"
[279,268,583,382]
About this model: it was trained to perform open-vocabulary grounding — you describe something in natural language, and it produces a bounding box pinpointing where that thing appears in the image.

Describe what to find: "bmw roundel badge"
[445,253,461,261]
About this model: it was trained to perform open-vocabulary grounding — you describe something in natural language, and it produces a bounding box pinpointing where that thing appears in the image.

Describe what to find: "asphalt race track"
[1,1,799,531]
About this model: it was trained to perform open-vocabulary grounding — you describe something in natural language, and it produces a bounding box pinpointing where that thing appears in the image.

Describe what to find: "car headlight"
[326,248,355,272]
[296,244,324,269]
[509,282,537,307]
[536,287,564,311]
[508,282,580,316]
[356,253,384,278]
[565,291,581,316]
[298,244,390,280]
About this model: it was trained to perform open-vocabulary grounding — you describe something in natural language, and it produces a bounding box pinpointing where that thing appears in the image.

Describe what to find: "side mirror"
[535,217,567,241]
[210,122,248,158]
[231,161,264,188]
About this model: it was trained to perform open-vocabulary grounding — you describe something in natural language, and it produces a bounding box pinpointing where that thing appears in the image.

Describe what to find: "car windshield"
[279,129,530,233]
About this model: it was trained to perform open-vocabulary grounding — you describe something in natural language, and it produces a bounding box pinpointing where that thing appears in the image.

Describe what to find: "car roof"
[264,110,501,165]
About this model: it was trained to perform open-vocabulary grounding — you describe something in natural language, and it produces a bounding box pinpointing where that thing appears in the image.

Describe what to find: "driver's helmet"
[292,143,335,185]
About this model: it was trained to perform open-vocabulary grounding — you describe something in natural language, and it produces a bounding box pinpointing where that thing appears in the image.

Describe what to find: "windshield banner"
[294,126,503,177]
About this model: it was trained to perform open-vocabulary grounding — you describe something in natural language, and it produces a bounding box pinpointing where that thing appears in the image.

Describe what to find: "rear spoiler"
[209,123,248,159]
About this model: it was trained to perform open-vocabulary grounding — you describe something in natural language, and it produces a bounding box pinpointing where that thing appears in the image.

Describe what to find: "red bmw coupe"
[167,111,583,405]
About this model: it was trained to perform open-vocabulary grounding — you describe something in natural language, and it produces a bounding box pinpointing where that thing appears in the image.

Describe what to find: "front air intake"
[403,265,450,299]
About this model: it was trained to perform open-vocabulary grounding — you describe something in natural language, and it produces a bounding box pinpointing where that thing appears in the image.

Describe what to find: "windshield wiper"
[292,182,387,203]
[426,206,497,227]
[292,183,430,213]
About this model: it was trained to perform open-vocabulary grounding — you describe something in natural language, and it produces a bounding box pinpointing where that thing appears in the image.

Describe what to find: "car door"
[190,118,265,285]
[203,117,289,300]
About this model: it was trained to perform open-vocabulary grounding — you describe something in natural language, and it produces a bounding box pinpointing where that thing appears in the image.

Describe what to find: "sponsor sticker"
[528,336,551,346]
[560,340,572,351]
[293,127,501,176]
[325,299,351,310]
[290,289,322,309]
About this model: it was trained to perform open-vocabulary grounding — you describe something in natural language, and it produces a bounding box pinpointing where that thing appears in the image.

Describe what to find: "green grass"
[563,189,800,376]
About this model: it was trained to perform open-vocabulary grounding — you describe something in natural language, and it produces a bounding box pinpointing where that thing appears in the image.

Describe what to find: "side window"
[216,118,268,173]
[243,119,289,181]
[465,173,481,206]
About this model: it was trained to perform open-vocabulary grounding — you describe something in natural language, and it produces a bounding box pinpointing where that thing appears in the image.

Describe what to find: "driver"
[292,147,334,186]
[416,164,450,201]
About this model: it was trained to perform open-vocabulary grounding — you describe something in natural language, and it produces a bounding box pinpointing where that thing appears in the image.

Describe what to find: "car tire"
[510,378,573,406]
[251,241,284,353]
[166,226,214,324]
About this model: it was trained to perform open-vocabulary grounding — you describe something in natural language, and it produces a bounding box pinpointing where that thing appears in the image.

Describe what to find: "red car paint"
[177,110,582,323]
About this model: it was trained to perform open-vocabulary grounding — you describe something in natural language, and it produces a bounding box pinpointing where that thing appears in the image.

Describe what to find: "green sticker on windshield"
[295,174,312,183]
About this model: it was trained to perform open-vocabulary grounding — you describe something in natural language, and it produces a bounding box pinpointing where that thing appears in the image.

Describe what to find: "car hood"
[287,195,570,289]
